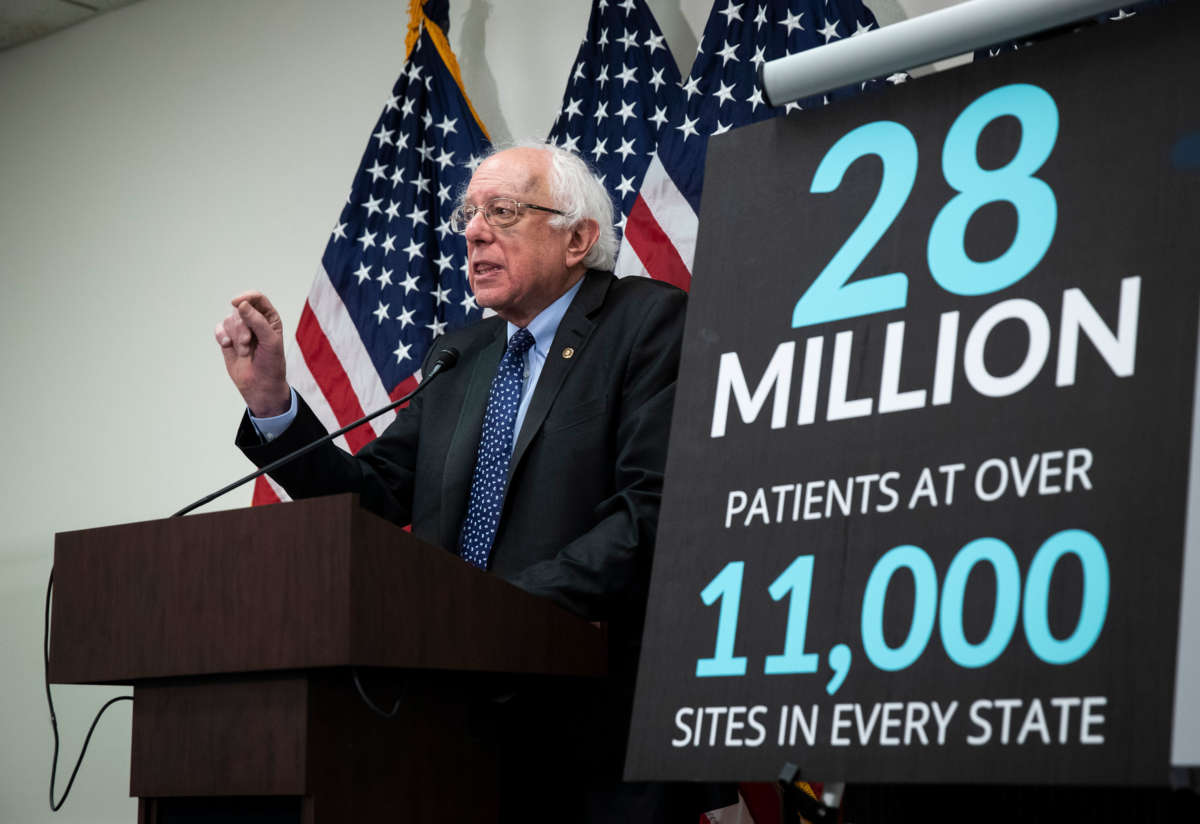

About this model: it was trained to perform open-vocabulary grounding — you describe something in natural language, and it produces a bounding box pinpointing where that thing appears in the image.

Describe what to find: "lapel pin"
[562,347,575,359]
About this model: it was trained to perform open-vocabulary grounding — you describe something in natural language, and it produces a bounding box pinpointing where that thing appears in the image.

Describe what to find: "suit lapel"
[508,271,609,482]
[440,322,506,548]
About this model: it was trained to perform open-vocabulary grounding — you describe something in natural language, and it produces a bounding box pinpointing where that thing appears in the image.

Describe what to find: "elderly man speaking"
[215,144,720,821]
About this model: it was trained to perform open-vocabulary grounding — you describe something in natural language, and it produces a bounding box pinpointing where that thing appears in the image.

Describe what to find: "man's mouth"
[473,262,502,276]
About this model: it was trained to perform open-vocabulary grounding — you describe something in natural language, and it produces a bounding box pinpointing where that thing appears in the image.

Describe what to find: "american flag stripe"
[295,305,375,453]
[287,339,349,450]
[251,1,490,506]
[620,194,691,290]
[253,331,371,505]
[304,269,396,434]
[252,473,285,506]
[616,153,698,284]
[636,155,699,263]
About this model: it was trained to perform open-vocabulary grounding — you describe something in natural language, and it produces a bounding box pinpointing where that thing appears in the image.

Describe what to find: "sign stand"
[778,763,838,823]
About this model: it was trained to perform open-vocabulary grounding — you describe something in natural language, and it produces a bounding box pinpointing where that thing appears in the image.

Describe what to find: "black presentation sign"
[628,5,1200,785]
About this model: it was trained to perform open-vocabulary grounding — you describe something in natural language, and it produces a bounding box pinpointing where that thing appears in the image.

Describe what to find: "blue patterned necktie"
[459,328,535,569]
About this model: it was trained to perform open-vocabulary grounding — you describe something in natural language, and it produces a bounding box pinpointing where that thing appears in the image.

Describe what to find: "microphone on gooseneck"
[417,346,460,380]
[171,346,461,518]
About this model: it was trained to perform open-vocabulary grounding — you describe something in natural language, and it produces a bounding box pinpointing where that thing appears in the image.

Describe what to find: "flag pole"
[760,0,1135,107]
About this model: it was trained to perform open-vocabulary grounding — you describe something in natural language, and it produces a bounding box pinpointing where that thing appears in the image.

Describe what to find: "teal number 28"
[792,83,1060,329]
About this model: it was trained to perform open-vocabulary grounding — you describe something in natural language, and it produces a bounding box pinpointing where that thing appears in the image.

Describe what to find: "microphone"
[172,346,461,517]
[422,345,459,379]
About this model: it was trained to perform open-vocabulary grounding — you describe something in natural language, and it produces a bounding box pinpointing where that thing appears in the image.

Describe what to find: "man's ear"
[564,218,600,268]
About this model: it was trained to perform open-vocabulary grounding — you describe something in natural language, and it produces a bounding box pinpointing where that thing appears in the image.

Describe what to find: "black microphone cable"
[43,569,132,811]
[352,668,401,719]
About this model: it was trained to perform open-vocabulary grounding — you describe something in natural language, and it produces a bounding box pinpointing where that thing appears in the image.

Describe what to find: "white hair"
[477,139,618,271]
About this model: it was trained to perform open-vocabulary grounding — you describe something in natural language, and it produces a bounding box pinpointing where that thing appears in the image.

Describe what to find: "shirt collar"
[506,276,585,358]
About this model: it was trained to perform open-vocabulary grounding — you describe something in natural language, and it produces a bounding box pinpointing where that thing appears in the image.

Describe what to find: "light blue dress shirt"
[507,276,582,445]
[250,277,585,455]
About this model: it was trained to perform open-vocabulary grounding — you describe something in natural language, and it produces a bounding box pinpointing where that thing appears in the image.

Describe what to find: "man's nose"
[464,210,492,243]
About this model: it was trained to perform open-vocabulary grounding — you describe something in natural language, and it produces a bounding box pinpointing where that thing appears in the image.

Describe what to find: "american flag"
[546,0,684,257]
[615,0,899,289]
[254,0,491,505]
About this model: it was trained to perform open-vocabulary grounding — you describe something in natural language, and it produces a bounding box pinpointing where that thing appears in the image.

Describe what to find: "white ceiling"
[0,0,142,51]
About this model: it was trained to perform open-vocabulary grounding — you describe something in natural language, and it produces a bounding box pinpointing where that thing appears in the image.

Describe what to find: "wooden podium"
[48,494,607,823]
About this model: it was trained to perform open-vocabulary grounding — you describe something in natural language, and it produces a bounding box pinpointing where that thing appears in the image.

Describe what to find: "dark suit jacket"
[237,269,686,626]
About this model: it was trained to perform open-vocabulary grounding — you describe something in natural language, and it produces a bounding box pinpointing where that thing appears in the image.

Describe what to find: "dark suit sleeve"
[504,287,685,621]
[234,365,431,528]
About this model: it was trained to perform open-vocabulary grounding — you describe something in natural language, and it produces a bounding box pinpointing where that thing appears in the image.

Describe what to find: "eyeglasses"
[449,197,567,233]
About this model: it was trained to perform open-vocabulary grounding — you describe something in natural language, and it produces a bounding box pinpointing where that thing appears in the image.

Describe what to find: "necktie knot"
[507,328,534,359]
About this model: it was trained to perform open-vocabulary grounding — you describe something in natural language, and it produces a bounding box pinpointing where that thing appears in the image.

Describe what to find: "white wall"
[0,0,920,820]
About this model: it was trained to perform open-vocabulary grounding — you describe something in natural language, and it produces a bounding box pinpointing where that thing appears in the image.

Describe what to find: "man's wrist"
[248,387,298,442]
[248,387,292,417]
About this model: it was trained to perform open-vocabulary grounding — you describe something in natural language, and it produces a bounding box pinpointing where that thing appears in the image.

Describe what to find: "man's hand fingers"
[229,289,265,307]
[215,322,239,370]
[217,292,290,412]
[222,311,256,357]
[251,293,282,331]
[214,321,233,350]
[236,300,281,346]
[230,291,283,333]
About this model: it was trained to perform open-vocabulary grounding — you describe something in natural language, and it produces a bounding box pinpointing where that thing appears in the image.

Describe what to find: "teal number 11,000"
[694,530,1108,694]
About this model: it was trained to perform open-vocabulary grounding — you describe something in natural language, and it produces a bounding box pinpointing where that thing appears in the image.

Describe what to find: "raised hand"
[215,291,290,417]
